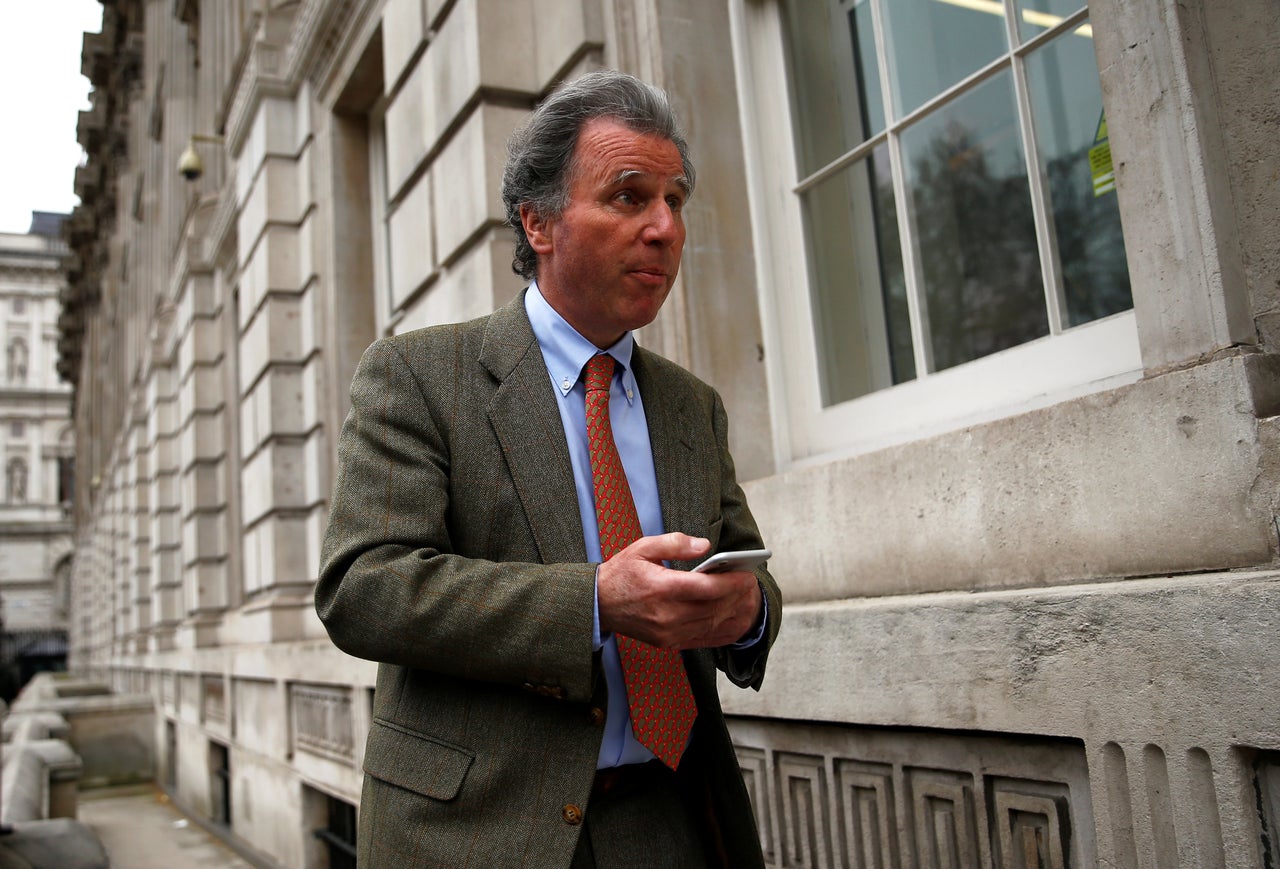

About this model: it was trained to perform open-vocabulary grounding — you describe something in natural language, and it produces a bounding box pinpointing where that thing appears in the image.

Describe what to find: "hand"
[597,533,764,650]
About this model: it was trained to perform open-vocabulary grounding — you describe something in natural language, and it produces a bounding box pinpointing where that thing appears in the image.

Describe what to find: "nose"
[641,200,682,247]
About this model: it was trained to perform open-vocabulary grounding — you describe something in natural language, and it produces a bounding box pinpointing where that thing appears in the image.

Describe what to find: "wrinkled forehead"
[570,118,689,188]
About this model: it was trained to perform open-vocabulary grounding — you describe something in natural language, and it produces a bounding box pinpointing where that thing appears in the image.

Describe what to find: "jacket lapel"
[480,294,588,565]
[631,347,697,556]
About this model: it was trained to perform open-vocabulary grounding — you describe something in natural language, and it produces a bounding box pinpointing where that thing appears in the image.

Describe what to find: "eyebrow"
[610,169,692,197]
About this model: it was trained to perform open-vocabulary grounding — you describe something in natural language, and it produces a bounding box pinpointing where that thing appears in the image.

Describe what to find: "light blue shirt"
[526,283,662,768]
[525,282,764,769]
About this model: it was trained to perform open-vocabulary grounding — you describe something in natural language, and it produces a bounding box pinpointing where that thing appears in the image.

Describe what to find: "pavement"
[77,786,257,869]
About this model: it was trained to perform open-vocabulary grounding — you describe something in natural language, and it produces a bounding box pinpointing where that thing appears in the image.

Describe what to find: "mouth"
[629,267,670,285]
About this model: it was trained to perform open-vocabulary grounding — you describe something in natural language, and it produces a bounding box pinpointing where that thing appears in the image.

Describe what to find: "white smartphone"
[691,548,772,574]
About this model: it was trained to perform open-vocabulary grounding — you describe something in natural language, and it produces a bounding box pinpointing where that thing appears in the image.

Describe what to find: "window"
[733,0,1140,461]
[6,458,27,503]
[6,338,28,384]
[314,793,358,869]
[12,297,24,315]
[165,721,178,789]
[209,741,231,826]
[10,421,24,438]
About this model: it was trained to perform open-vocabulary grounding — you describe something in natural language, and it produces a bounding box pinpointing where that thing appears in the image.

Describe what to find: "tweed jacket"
[316,292,782,868]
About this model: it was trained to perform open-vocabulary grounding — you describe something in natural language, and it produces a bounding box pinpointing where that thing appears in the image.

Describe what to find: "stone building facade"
[60,0,1279,866]
[0,215,73,700]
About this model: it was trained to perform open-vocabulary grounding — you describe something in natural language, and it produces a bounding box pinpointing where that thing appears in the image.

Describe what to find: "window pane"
[1015,0,1088,43]
[902,70,1047,371]
[800,142,914,406]
[1025,26,1132,327]
[784,0,885,177]
[883,0,1009,117]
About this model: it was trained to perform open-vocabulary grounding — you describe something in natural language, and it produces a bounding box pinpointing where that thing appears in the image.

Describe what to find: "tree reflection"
[908,120,1047,371]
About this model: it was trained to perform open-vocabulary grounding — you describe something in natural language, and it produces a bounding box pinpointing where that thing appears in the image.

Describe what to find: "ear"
[520,203,554,256]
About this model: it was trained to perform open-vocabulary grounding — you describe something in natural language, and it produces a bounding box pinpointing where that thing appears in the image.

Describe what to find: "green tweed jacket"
[316,292,782,868]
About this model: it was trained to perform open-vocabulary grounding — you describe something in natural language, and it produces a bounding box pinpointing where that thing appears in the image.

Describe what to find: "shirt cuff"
[729,582,769,649]
[592,565,604,650]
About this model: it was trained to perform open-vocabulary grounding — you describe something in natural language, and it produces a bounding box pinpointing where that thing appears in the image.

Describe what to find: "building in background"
[0,212,73,701]
[59,1,1279,866]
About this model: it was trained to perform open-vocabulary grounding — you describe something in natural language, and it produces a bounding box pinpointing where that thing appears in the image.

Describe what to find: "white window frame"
[729,0,1142,469]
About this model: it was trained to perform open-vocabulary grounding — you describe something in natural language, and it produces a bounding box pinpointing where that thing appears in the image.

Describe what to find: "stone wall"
[59,0,1280,867]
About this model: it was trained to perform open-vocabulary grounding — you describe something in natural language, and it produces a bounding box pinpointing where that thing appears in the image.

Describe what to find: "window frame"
[729,0,1142,467]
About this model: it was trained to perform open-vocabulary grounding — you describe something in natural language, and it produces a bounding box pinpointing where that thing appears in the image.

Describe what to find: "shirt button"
[562,803,583,825]
[589,707,605,726]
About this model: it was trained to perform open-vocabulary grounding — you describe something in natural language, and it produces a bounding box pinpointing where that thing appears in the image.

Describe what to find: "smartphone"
[691,548,772,574]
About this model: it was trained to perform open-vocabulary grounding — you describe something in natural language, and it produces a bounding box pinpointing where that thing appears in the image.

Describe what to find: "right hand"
[596,533,763,650]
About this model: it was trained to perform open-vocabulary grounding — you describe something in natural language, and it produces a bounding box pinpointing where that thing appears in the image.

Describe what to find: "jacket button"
[562,803,583,825]
[588,706,605,726]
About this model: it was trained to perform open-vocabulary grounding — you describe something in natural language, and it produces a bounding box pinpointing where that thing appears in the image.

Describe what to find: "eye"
[614,190,637,206]
[666,195,685,212]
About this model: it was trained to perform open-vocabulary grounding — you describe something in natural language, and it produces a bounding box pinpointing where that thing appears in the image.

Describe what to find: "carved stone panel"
[290,682,353,763]
[988,778,1071,869]
[777,752,833,867]
[836,760,899,869]
[907,768,979,869]
[729,718,1095,868]
[202,674,226,723]
[741,746,776,864]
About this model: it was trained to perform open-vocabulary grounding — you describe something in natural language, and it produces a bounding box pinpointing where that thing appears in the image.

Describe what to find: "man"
[316,70,781,868]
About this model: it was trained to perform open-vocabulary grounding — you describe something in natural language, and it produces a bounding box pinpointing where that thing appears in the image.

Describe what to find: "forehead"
[571,117,686,185]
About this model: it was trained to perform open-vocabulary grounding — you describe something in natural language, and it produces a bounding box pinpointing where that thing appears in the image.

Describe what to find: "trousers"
[569,761,710,869]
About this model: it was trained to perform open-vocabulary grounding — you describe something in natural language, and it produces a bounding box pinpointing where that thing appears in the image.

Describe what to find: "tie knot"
[584,354,615,394]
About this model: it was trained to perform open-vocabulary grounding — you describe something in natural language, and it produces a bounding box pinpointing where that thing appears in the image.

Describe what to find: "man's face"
[521,117,689,349]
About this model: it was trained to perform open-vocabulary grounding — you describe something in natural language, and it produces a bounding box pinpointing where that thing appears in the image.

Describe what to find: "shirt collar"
[525,281,637,404]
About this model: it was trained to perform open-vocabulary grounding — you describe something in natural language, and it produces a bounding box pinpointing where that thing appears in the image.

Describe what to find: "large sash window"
[734,0,1139,461]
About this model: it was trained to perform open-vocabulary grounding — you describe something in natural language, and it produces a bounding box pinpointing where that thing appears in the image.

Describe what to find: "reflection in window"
[801,146,913,405]
[881,0,1008,117]
[1024,28,1131,326]
[782,0,1131,406]
[902,72,1047,370]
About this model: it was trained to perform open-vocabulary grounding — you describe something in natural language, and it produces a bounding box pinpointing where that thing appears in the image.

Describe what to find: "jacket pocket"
[363,718,474,801]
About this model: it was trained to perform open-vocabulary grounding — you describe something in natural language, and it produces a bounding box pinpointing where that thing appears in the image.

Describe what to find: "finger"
[624,532,710,563]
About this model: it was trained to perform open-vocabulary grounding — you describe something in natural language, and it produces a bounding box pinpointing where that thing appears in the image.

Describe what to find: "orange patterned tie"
[584,353,696,770]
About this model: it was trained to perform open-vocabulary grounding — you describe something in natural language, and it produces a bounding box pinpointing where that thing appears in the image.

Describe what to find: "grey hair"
[501,70,696,279]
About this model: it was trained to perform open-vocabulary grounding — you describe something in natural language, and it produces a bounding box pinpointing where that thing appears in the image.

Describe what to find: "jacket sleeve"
[706,390,783,690]
[314,336,598,703]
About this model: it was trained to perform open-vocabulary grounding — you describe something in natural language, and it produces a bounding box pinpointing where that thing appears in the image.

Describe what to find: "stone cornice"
[219,0,376,155]
[296,0,370,95]
[221,15,293,156]
[59,3,145,396]
[0,387,72,403]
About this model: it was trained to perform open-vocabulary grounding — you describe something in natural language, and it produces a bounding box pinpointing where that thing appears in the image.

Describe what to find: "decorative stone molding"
[202,675,226,723]
[729,718,1094,868]
[290,683,353,763]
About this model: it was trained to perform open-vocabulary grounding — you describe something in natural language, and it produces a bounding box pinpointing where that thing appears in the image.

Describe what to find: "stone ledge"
[723,568,1280,751]
[0,818,108,869]
[746,354,1277,602]
[1,740,82,824]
